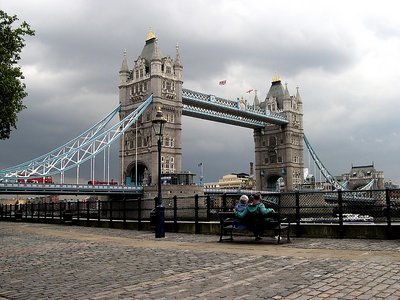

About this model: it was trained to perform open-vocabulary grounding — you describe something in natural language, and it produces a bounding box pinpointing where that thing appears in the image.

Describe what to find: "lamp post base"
[155,205,165,238]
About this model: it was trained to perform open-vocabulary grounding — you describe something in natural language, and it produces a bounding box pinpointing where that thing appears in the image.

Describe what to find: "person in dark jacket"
[234,192,275,240]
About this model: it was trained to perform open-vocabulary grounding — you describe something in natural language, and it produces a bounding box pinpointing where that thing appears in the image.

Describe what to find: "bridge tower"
[118,31,183,186]
[254,76,304,191]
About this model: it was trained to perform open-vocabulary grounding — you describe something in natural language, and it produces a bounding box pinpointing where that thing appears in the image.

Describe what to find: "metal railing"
[1,189,399,234]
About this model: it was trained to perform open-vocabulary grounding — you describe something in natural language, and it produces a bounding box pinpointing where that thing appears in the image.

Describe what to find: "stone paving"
[0,222,399,299]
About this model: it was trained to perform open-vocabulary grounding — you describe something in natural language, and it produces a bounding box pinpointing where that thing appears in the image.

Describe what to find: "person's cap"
[239,195,249,203]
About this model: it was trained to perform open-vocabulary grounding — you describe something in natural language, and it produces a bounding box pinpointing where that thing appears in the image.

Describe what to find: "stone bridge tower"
[118,31,183,186]
[254,76,304,191]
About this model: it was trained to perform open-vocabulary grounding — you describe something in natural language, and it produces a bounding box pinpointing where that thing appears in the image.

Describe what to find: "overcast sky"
[1,0,400,185]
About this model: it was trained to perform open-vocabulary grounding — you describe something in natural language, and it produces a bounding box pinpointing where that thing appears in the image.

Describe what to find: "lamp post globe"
[152,106,167,238]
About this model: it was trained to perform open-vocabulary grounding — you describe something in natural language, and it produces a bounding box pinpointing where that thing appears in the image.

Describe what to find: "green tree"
[0,10,35,140]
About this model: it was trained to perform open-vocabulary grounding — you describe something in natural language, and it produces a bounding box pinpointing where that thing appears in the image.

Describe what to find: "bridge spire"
[253,89,260,109]
[174,43,182,67]
[296,86,302,103]
[119,49,129,84]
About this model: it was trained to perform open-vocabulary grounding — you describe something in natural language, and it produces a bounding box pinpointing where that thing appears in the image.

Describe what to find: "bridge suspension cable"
[0,105,121,174]
[0,95,153,180]
[303,135,346,190]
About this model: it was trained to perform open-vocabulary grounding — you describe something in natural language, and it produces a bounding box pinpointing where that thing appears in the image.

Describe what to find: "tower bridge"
[0,31,378,196]
[118,31,303,193]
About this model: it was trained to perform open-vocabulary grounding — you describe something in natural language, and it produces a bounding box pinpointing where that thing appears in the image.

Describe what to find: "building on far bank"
[338,163,384,190]
[204,172,255,190]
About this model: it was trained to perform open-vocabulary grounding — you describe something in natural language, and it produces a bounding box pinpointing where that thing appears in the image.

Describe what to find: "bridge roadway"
[1,221,399,299]
[0,182,142,195]
[0,183,273,196]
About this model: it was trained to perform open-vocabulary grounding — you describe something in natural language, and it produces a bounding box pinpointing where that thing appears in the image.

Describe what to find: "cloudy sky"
[1,0,400,185]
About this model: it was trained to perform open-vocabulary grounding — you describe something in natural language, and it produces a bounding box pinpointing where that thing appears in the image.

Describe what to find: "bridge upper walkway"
[182,88,288,128]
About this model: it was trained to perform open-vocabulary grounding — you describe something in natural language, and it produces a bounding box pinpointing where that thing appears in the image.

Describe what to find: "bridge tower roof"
[266,75,285,109]
[140,30,163,63]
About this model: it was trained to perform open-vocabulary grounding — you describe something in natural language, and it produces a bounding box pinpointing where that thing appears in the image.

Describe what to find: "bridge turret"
[282,82,291,111]
[253,89,260,109]
[119,50,129,84]
[119,50,130,106]
[174,43,183,82]
[296,86,303,113]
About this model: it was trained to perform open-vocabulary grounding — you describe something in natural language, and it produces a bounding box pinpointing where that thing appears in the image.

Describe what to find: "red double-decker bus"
[88,180,118,185]
[18,177,53,184]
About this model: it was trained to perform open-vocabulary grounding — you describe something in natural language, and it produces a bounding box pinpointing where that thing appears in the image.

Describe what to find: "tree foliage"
[0,10,35,140]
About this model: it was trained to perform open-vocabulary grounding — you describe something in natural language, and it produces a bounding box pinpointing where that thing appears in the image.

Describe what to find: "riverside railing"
[1,189,399,232]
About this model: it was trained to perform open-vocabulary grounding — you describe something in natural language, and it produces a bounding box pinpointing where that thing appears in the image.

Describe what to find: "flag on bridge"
[246,89,253,93]
[219,80,226,85]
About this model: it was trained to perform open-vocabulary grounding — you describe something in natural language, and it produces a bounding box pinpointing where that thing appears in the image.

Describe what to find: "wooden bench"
[218,211,290,244]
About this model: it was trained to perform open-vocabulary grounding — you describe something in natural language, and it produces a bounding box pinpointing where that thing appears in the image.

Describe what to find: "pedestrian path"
[1,222,399,299]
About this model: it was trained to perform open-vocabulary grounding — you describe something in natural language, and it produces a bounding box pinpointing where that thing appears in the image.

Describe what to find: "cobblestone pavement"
[1,222,399,299]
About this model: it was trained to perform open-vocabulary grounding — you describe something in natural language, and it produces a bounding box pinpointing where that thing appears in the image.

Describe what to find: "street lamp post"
[152,106,167,238]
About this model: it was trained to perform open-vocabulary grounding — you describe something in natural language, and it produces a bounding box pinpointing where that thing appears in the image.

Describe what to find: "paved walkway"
[0,222,399,299]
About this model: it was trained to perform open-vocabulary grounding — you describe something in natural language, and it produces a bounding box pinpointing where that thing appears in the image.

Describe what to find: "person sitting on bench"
[233,195,249,230]
[234,193,275,240]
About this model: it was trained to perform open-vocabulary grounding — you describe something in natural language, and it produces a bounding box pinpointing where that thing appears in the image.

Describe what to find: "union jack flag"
[219,80,226,85]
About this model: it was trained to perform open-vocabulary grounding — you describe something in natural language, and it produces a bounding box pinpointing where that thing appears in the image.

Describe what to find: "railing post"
[77,200,80,222]
[385,188,392,239]
[25,203,28,220]
[51,202,54,221]
[44,201,47,222]
[295,191,301,238]
[137,197,142,231]
[123,198,127,229]
[31,202,34,220]
[173,196,178,232]
[338,189,343,239]
[59,202,62,222]
[194,194,200,234]
[37,202,41,220]
[222,193,227,211]
[86,201,90,223]
[206,195,211,221]
[109,200,113,227]
[97,200,101,227]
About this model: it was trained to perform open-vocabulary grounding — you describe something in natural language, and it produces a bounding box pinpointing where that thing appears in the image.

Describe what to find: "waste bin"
[149,209,156,230]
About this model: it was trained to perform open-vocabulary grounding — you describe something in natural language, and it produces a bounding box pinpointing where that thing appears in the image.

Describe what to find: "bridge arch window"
[137,136,142,148]
[269,136,277,147]
[139,69,143,77]
[170,157,175,172]
[135,70,139,79]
